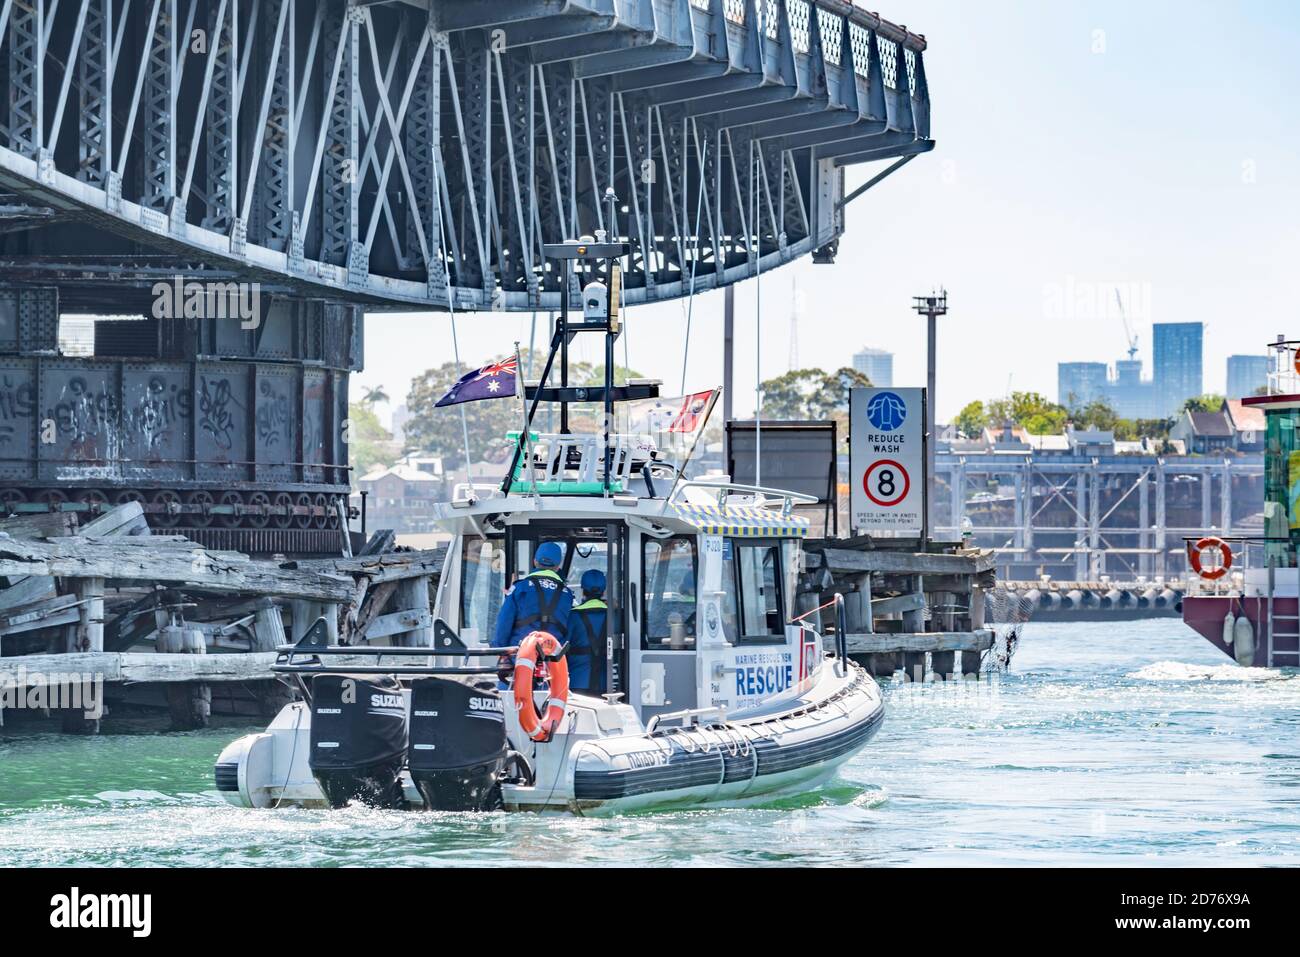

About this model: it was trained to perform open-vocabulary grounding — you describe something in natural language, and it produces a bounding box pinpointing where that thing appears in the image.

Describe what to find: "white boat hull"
[215,661,883,815]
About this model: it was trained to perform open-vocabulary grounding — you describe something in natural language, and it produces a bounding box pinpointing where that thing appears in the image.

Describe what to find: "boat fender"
[1233,615,1256,668]
[513,631,569,742]
[1223,611,1235,650]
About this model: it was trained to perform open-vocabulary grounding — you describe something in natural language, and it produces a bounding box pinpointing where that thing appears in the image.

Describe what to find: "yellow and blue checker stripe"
[669,502,810,538]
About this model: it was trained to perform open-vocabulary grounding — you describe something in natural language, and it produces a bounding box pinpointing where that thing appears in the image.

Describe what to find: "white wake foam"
[1127,660,1288,683]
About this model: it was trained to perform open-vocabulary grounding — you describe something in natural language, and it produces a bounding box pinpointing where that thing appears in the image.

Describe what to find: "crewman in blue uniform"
[568,569,608,694]
[492,542,575,679]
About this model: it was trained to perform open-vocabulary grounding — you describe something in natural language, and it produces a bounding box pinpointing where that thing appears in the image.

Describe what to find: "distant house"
[980,423,1032,452]
[1169,410,1234,455]
[1065,427,1115,457]
[1222,399,1265,452]
[933,423,962,453]
[356,457,445,533]
[1114,436,1168,455]
[1026,433,1071,455]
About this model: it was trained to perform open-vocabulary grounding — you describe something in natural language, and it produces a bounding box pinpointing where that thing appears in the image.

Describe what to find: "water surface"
[2,619,1298,866]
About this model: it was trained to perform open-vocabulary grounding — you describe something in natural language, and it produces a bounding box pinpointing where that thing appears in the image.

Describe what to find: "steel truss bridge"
[936,454,1267,583]
[0,0,933,313]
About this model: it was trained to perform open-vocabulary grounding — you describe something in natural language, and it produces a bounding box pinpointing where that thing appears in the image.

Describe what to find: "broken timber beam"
[0,538,355,603]
[819,547,996,576]
[0,652,282,684]
[831,630,996,655]
[287,548,447,585]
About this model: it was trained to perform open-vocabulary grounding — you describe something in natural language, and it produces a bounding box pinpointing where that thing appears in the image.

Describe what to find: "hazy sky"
[355,0,1300,426]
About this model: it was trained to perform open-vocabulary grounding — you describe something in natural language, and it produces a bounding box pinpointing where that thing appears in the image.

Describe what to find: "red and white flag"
[623,389,718,457]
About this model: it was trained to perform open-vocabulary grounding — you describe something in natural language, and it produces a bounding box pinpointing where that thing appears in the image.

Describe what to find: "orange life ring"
[512,631,569,742]
[1190,537,1232,580]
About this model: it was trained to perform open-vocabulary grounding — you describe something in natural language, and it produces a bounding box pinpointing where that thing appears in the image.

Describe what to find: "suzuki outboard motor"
[408,678,508,811]
[308,674,408,809]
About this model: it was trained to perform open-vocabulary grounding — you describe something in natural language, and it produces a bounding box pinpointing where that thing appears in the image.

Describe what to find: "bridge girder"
[0,0,932,313]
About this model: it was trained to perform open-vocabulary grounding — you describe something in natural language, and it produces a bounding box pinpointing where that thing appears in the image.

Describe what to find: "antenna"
[912,289,949,547]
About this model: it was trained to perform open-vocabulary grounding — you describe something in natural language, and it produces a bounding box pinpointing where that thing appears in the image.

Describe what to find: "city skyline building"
[1057,322,1204,420]
[1058,362,1108,408]
[852,347,894,387]
[1226,354,1269,399]
[1152,322,1204,416]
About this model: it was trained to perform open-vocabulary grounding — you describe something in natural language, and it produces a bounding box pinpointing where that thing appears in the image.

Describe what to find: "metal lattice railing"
[878,35,899,88]
[848,20,872,77]
[818,7,844,65]
[789,0,811,53]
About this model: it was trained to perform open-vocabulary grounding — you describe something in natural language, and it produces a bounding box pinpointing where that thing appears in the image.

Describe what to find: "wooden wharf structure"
[0,503,443,731]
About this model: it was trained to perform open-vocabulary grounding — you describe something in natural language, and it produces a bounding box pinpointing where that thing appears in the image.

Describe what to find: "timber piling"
[806,537,1000,681]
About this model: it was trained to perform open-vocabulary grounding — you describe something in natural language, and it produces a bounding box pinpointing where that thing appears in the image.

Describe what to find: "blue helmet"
[580,569,606,596]
[533,541,563,569]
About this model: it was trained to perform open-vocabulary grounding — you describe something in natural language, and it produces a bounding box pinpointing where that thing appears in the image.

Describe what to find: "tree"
[360,384,390,406]
[758,366,871,428]
[986,391,1067,436]
[1112,417,1174,442]
[954,400,988,438]
[1134,417,1175,439]
[346,402,398,479]
[1183,393,1226,414]
[1070,398,1120,432]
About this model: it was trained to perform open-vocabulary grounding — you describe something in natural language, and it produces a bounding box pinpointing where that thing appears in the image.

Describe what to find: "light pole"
[913,291,948,546]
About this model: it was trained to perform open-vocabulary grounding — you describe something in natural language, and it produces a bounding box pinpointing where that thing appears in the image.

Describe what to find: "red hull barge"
[1183,595,1298,667]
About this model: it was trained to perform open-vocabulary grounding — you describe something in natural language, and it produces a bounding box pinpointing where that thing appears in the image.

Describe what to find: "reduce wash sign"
[849,387,924,534]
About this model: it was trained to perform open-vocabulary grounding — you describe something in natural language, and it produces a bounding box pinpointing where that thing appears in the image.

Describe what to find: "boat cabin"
[433,484,821,723]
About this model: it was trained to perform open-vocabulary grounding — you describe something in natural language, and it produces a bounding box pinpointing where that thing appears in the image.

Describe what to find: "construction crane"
[1115,287,1139,361]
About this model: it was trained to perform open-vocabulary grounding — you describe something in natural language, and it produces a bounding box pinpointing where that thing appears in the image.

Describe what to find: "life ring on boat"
[1189,537,1232,580]
[513,631,569,742]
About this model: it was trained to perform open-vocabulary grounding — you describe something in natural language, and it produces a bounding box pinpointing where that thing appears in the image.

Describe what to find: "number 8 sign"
[850,387,923,533]
[864,459,910,508]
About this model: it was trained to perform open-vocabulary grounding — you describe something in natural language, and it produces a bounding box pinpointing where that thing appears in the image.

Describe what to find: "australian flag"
[435,356,519,407]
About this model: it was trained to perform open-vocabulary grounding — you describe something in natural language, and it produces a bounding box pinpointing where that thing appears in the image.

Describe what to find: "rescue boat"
[214,240,885,814]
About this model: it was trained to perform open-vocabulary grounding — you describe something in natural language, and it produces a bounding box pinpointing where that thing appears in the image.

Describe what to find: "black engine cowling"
[308,674,408,809]
[408,678,508,811]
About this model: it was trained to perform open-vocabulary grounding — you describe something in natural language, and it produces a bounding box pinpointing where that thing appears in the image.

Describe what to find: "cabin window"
[460,537,506,644]
[1266,408,1300,566]
[725,540,785,643]
[641,536,697,649]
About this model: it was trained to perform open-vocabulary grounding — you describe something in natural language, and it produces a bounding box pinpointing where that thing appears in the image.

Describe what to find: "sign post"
[850,387,925,537]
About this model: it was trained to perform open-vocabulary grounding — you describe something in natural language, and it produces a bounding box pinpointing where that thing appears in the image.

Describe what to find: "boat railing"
[646,705,728,734]
[834,593,850,669]
[1181,535,1288,597]
[506,430,677,495]
[665,479,820,516]
[270,617,531,678]
[1266,339,1300,396]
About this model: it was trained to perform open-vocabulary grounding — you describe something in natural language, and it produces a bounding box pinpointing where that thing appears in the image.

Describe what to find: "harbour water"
[2,619,1299,867]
